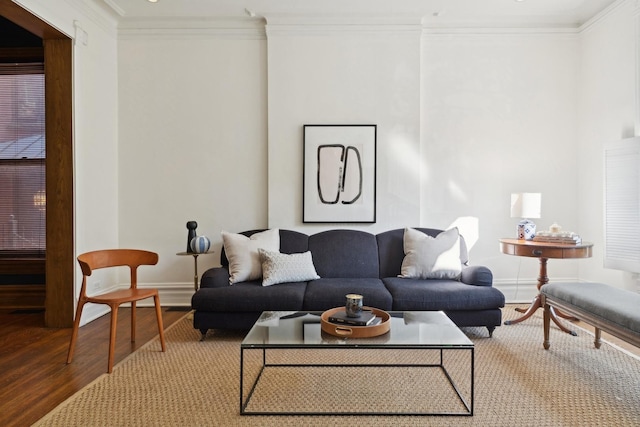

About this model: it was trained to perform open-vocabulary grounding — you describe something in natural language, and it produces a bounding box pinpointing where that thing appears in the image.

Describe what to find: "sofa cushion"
[383,277,505,311]
[191,280,307,312]
[302,278,393,311]
[221,228,280,284]
[259,249,320,287]
[308,230,379,278]
[399,227,462,280]
[377,228,470,279]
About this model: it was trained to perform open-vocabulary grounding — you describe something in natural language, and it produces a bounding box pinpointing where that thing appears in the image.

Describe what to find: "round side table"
[499,238,593,335]
[176,251,215,291]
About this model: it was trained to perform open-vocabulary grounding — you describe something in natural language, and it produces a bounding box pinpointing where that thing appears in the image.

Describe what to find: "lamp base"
[517,220,536,240]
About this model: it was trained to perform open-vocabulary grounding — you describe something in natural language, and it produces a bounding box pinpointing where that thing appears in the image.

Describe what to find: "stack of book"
[327,309,382,326]
[533,231,582,245]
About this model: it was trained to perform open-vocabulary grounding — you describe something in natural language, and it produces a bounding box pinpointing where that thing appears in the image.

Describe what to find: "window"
[604,137,640,273]
[0,62,45,257]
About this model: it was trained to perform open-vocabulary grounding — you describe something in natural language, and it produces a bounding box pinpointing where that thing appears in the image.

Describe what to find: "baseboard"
[0,284,46,310]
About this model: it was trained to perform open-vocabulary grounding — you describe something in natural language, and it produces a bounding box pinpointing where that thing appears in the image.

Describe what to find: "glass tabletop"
[241,310,473,348]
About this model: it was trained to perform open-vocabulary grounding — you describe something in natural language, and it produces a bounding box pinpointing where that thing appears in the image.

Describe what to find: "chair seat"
[88,288,158,305]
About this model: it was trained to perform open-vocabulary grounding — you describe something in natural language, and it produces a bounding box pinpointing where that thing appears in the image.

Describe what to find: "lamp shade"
[510,193,541,219]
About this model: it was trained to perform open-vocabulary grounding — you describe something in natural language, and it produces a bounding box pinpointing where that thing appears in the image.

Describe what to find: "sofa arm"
[460,265,493,287]
[200,267,231,288]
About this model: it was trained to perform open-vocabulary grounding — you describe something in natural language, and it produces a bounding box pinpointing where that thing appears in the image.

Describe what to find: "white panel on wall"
[266,22,422,233]
[604,136,640,273]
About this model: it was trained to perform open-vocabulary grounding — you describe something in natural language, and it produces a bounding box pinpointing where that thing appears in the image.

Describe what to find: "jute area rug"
[35,308,640,426]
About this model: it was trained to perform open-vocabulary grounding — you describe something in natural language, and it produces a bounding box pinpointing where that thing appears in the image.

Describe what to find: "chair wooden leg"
[66,299,86,364]
[131,300,137,342]
[108,305,119,373]
[154,294,166,352]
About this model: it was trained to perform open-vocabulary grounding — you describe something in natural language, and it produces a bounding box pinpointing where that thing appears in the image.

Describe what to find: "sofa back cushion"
[376,228,470,278]
[308,230,379,278]
[221,229,309,267]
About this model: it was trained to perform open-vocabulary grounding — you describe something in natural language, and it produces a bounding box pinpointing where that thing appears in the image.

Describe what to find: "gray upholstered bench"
[541,282,640,350]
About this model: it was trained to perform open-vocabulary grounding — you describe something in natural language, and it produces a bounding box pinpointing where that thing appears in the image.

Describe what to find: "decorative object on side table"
[186,221,198,253]
[190,235,211,253]
[533,224,582,245]
[510,193,541,240]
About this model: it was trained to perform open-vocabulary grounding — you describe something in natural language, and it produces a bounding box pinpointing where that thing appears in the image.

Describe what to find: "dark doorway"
[0,1,74,328]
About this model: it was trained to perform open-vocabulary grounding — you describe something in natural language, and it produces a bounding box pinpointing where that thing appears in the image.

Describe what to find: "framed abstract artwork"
[303,124,377,223]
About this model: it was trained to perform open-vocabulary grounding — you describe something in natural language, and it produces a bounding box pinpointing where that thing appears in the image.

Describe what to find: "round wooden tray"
[320,306,390,338]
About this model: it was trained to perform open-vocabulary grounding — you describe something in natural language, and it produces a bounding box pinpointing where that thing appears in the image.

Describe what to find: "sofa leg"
[199,329,209,341]
[487,326,495,337]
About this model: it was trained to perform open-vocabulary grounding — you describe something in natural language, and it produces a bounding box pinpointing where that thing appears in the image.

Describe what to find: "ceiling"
[104,0,619,28]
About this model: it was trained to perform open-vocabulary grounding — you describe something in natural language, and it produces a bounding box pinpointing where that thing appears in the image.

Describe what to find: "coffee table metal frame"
[240,311,474,416]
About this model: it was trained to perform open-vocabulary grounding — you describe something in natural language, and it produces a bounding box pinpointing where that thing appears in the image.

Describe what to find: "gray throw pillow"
[259,248,320,286]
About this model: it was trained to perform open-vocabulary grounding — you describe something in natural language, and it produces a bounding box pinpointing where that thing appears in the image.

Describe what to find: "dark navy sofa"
[191,228,505,339]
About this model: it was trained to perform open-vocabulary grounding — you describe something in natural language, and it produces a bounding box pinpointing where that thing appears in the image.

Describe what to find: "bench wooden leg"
[543,301,551,350]
[594,327,602,349]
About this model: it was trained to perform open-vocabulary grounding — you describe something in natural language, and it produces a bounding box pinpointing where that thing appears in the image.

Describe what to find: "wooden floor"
[0,306,187,427]
[0,304,637,427]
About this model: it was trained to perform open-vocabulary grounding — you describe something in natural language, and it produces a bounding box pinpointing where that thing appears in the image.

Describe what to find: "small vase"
[190,236,211,254]
[186,221,198,253]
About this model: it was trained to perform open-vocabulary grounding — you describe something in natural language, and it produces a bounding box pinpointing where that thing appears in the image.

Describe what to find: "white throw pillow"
[258,249,320,286]
[222,229,280,284]
[399,227,462,280]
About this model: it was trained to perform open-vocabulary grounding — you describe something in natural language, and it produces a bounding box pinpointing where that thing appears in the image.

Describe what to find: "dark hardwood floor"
[0,307,188,427]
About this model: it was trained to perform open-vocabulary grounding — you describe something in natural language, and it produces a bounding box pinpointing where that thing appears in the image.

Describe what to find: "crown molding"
[102,0,125,17]
[421,26,579,38]
[579,0,628,34]
[66,0,119,37]
[117,17,266,40]
[264,14,422,37]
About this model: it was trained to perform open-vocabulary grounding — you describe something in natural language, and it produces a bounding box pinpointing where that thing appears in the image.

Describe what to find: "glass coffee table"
[240,310,474,416]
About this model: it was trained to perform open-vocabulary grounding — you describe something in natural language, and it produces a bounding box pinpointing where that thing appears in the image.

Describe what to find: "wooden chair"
[66,249,166,373]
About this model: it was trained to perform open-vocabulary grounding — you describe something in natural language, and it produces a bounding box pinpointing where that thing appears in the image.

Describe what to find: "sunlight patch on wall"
[448,179,468,204]
[448,216,479,251]
[388,132,419,179]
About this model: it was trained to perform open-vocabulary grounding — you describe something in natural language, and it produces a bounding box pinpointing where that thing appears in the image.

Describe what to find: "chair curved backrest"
[77,249,158,293]
[77,249,159,276]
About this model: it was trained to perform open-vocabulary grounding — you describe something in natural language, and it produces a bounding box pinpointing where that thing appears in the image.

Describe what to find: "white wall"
[117,32,268,301]
[578,0,640,292]
[422,31,581,300]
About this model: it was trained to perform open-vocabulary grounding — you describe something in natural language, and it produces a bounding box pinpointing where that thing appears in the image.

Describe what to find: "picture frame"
[303,124,377,223]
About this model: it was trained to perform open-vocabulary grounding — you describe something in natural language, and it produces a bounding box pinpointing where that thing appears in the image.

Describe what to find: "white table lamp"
[510,193,541,240]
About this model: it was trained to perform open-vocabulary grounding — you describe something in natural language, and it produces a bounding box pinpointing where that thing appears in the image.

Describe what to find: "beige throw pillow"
[258,249,320,286]
[222,229,280,284]
[399,227,462,280]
